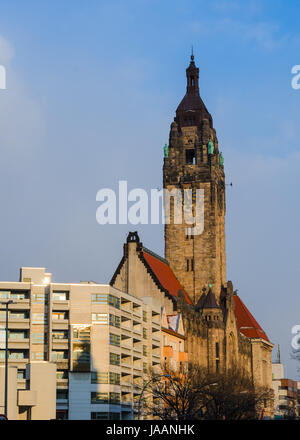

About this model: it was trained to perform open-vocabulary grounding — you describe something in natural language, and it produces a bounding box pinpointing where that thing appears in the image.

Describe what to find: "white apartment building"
[0,267,162,420]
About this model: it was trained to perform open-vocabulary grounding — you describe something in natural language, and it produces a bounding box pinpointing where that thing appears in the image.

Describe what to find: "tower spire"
[186,50,199,94]
[277,344,281,363]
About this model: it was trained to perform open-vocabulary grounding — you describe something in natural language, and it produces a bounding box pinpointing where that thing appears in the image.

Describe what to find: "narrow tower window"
[216,342,220,358]
[186,258,194,271]
[186,149,196,165]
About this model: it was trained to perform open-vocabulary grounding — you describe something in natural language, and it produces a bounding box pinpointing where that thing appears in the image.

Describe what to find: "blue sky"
[0,0,299,378]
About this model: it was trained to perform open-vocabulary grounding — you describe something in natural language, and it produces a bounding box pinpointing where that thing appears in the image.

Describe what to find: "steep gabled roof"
[233,295,269,342]
[142,250,192,305]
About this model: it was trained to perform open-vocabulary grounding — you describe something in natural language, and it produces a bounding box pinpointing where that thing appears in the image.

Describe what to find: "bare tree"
[141,364,273,420]
[141,364,211,420]
[199,366,273,420]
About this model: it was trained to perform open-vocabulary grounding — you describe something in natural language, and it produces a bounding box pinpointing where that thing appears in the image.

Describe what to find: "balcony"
[56,379,69,388]
[52,319,69,330]
[6,357,29,365]
[133,365,142,374]
[152,332,161,342]
[121,309,131,319]
[2,319,30,330]
[17,379,26,390]
[120,327,131,338]
[121,363,132,372]
[52,300,70,310]
[133,347,142,357]
[54,360,69,369]
[132,310,142,319]
[8,338,30,349]
[52,339,69,350]
[121,383,132,393]
[121,400,132,407]
[18,390,37,407]
[4,300,30,310]
[152,320,160,329]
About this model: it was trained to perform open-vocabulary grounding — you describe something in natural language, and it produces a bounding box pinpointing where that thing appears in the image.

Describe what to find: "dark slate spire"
[186,52,199,95]
[195,292,207,311]
[175,53,213,128]
[202,288,219,309]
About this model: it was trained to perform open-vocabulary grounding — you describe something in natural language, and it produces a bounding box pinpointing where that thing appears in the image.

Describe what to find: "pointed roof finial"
[191,45,194,62]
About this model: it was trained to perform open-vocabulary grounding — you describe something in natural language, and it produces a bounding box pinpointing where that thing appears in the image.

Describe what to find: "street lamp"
[137,374,170,420]
[0,300,14,417]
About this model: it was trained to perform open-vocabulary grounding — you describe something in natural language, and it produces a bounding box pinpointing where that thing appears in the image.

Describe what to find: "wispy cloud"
[189,17,289,51]
[0,35,44,153]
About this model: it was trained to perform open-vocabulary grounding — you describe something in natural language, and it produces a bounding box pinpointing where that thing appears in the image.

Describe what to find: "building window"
[109,314,120,328]
[163,357,167,370]
[73,349,90,364]
[52,351,67,361]
[53,291,69,301]
[143,328,147,339]
[17,370,26,380]
[91,392,108,404]
[185,228,194,240]
[52,312,68,321]
[92,313,108,324]
[216,359,220,373]
[7,350,27,360]
[91,412,120,420]
[109,392,120,404]
[9,311,29,320]
[32,313,47,324]
[56,371,67,380]
[143,311,147,322]
[143,345,147,356]
[57,390,68,400]
[109,372,120,385]
[215,342,220,359]
[179,361,183,373]
[186,149,196,165]
[109,333,120,347]
[53,331,68,340]
[143,362,147,373]
[91,293,120,309]
[91,372,120,385]
[0,290,29,300]
[32,333,47,344]
[109,295,120,309]
[32,293,48,304]
[186,258,194,272]
[9,330,27,340]
[179,341,183,352]
[92,293,108,304]
[32,352,44,360]
[109,353,120,366]
[91,393,120,405]
[91,372,109,384]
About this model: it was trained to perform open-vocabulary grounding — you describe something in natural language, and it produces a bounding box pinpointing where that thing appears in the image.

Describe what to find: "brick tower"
[163,54,226,303]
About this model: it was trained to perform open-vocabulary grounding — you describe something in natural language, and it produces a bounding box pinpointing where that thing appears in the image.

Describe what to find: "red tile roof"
[142,251,192,304]
[233,295,269,342]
